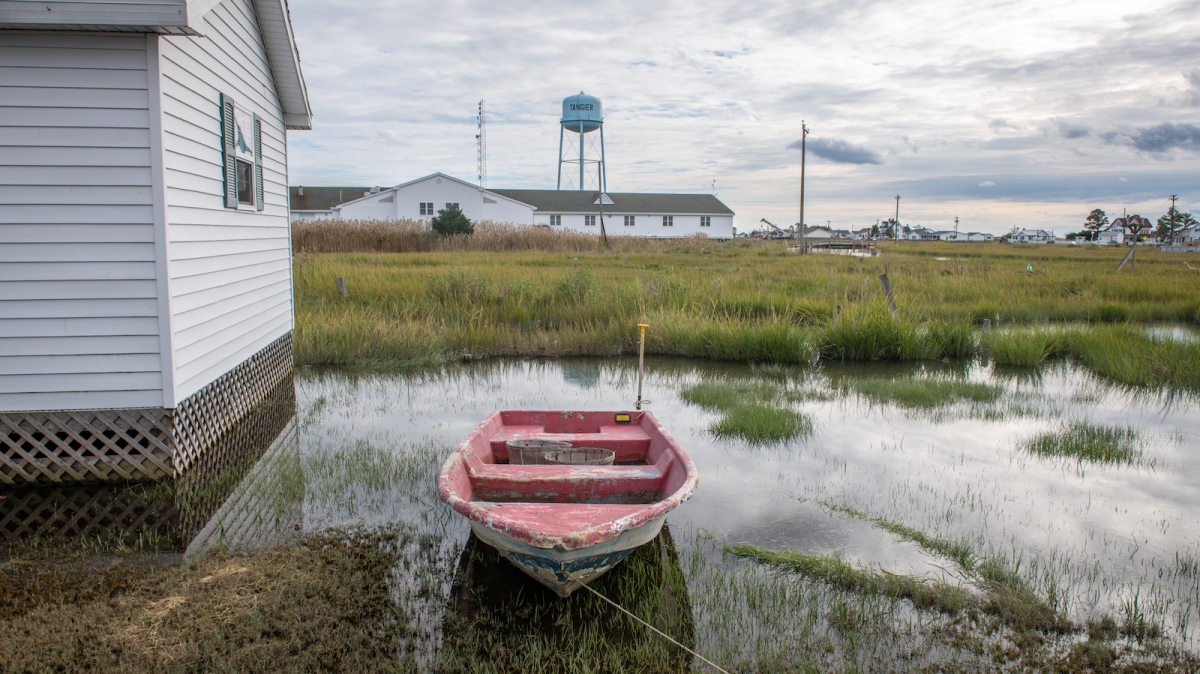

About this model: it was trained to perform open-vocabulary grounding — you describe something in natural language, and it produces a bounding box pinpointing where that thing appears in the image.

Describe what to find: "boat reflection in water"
[442,524,694,670]
[0,375,300,557]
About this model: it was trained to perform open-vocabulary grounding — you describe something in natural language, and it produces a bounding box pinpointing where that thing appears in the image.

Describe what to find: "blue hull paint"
[469,517,666,597]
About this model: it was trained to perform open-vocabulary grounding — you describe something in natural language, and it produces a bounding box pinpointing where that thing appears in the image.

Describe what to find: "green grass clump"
[681,380,814,443]
[839,376,1002,409]
[1065,325,1200,391]
[710,405,813,444]
[1021,421,1143,465]
[982,329,1066,367]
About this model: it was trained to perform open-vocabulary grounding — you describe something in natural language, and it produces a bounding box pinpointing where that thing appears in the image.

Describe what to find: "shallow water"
[4,357,1199,667]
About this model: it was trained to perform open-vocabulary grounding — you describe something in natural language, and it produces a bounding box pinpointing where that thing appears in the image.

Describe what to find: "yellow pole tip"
[637,323,649,328]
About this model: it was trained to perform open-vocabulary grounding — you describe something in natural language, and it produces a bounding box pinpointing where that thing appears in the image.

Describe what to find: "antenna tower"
[476,100,487,189]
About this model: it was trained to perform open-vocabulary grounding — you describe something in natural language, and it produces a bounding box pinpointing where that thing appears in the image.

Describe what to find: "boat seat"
[468,462,665,503]
[488,424,652,462]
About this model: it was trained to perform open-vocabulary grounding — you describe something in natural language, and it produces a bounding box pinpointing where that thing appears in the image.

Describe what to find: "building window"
[624,215,635,227]
[420,202,434,215]
[550,215,561,226]
[663,216,673,227]
[446,202,459,210]
[585,215,596,226]
[236,160,254,205]
[220,93,261,210]
[700,216,711,227]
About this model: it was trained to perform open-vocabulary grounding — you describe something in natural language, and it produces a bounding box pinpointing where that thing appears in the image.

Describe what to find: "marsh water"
[5,356,1200,668]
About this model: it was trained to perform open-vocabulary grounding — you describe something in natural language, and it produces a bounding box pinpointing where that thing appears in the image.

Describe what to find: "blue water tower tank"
[561,92,602,133]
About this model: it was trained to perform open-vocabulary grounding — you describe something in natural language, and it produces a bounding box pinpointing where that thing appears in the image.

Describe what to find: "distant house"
[967,232,994,242]
[802,226,835,239]
[1174,223,1200,244]
[290,186,373,222]
[329,172,736,238]
[852,228,873,240]
[1014,229,1053,243]
[906,228,941,241]
[1,0,311,484]
[1100,216,1155,244]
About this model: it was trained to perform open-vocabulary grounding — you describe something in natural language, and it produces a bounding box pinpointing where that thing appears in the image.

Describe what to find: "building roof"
[488,190,734,215]
[1,0,312,129]
[290,186,372,211]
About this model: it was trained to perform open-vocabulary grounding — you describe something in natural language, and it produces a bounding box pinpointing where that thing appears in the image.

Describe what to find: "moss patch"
[0,529,408,673]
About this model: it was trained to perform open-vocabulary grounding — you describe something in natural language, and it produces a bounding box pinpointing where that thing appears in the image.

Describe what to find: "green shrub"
[430,204,474,236]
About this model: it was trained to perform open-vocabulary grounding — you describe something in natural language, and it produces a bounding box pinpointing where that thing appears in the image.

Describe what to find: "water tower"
[557,92,606,191]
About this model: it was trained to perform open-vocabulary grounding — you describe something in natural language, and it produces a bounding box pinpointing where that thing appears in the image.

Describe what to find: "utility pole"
[598,162,609,250]
[799,121,809,253]
[476,100,487,189]
[1169,194,1178,243]
[895,195,901,241]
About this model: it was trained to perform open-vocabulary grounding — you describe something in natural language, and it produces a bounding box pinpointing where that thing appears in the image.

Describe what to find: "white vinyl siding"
[158,0,292,402]
[0,32,164,412]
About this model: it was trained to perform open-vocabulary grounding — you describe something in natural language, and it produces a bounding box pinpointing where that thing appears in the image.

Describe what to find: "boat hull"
[470,515,667,597]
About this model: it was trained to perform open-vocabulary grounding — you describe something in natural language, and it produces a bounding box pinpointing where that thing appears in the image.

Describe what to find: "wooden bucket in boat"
[506,438,571,465]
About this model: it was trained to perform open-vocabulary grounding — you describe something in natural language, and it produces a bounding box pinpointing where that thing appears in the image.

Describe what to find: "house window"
[700,216,711,227]
[550,215,561,226]
[663,216,673,227]
[446,202,459,209]
[220,93,262,210]
[236,160,254,205]
[624,216,635,227]
[420,202,434,215]
[585,215,596,226]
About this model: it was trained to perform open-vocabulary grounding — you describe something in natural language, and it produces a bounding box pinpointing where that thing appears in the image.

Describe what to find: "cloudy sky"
[286,0,1200,234]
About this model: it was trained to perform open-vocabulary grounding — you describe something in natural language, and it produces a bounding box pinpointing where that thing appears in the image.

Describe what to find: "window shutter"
[220,93,237,208]
[253,113,264,211]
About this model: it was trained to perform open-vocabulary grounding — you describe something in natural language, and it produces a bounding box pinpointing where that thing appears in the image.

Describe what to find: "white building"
[329,173,736,238]
[1,0,310,484]
[1014,229,1053,243]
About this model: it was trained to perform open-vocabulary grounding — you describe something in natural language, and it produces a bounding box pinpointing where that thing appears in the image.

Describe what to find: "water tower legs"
[557,125,564,190]
[600,126,607,193]
[579,120,585,190]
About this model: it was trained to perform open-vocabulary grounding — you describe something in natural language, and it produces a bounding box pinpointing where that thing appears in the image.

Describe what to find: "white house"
[1098,216,1155,245]
[1,0,310,484]
[330,172,736,238]
[1014,229,1053,243]
[907,228,941,241]
[290,186,371,222]
[967,232,994,242]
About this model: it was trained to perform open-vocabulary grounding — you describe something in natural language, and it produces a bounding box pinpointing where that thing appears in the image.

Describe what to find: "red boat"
[437,410,698,597]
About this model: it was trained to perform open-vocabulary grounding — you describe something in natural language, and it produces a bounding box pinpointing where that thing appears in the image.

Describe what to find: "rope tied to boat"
[566,572,732,674]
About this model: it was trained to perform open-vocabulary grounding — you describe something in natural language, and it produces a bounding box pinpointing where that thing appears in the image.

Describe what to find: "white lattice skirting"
[0,333,294,486]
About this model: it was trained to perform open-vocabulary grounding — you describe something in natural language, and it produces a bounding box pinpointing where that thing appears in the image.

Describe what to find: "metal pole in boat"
[636,323,649,409]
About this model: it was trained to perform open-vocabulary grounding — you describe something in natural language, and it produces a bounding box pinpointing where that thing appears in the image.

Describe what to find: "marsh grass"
[725,544,975,616]
[837,376,1003,409]
[294,242,1200,391]
[814,499,977,570]
[438,529,694,674]
[681,380,815,443]
[1021,421,1145,465]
